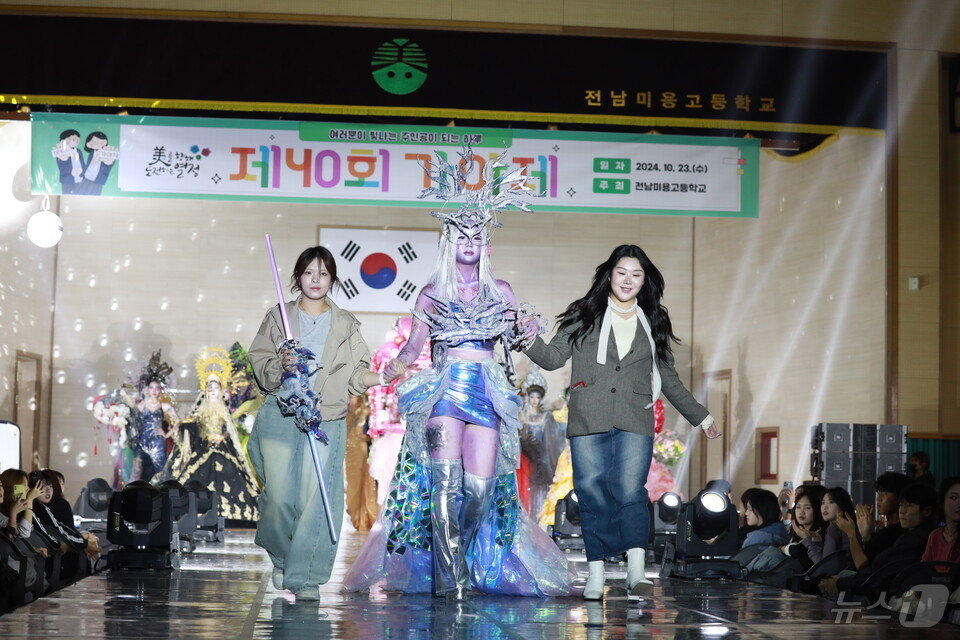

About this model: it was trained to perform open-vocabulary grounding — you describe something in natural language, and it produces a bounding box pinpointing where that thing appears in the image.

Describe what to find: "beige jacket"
[249,297,371,421]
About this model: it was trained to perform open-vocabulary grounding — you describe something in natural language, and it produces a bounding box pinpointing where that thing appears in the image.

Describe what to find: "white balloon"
[26,210,63,248]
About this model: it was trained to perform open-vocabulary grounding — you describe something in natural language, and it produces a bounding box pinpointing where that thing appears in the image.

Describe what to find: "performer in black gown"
[163,348,259,521]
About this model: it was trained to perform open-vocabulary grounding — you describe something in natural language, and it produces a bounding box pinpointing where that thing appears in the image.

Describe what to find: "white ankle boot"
[627,547,654,599]
[583,560,605,600]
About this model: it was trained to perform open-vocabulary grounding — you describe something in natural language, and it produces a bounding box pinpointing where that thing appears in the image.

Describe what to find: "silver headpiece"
[521,364,548,395]
[418,145,535,239]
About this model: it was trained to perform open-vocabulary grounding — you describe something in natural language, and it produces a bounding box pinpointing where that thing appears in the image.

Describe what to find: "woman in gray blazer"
[525,244,721,600]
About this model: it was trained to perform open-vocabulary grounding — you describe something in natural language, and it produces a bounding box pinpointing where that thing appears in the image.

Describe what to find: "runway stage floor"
[0,529,955,639]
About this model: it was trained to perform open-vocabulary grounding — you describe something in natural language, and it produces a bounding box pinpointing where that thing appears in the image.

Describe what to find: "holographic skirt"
[429,360,500,429]
[342,359,577,597]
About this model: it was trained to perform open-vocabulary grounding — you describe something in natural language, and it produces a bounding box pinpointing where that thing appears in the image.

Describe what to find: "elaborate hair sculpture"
[194,347,233,390]
[138,350,173,389]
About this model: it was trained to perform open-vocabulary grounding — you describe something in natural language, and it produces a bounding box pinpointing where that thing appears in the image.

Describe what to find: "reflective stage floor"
[1,528,956,639]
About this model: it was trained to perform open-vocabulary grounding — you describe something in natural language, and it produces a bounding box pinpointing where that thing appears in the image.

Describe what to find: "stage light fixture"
[699,490,727,513]
[183,480,225,543]
[651,491,683,561]
[551,490,584,551]
[106,481,179,571]
[659,487,741,580]
[160,480,199,552]
[73,477,113,532]
[657,492,682,525]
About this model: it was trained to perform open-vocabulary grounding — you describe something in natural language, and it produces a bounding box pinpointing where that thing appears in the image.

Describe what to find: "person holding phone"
[0,469,44,537]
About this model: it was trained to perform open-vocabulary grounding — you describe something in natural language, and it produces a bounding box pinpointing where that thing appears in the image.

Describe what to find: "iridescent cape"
[342,358,577,597]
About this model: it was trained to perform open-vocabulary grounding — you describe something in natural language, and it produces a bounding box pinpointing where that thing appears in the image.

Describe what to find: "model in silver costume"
[343,150,576,599]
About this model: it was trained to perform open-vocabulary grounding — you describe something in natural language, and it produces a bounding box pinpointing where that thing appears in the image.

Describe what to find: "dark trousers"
[570,427,653,562]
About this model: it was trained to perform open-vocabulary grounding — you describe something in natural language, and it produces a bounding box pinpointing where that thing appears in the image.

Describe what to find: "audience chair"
[789,550,852,594]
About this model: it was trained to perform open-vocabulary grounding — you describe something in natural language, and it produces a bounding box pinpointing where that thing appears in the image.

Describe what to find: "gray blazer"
[525,320,709,438]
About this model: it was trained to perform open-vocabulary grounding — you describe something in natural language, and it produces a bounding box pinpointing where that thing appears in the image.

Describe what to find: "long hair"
[427,228,503,301]
[938,476,960,562]
[791,488,827,541]
[825,486,862,544]
[556,245,677,360]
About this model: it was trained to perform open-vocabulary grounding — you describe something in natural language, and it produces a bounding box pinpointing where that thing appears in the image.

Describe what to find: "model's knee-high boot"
[430,458,468,599]
[461,471,495,553]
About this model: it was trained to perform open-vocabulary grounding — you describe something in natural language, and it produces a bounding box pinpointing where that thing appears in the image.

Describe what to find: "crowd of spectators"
[1,467,102,612]
[728,461,960,625]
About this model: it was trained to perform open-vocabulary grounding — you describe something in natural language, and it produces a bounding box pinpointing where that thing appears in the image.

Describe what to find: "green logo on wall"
[371,38,428,95]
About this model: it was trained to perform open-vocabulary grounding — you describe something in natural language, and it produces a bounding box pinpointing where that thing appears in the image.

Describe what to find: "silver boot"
[461,471,496,554]
[430,458,468,599]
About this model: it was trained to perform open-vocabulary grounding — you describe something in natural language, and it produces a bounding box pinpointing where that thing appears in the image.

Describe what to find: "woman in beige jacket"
[248,246,400,601]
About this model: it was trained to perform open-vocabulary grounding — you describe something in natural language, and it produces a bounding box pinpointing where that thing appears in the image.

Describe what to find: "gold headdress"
[194,347,233,390]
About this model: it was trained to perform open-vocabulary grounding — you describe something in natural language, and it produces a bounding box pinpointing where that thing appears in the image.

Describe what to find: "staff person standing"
[523,244,721,600]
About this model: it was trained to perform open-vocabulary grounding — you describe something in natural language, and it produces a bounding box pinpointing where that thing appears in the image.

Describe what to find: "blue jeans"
[247,395,345,591]
[569,428,653,562]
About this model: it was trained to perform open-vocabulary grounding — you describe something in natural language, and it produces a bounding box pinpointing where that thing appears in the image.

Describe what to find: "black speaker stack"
[810,423,908,505]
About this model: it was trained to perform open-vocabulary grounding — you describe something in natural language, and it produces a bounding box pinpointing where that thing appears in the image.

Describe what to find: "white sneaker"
[272,567,283,590]
[583,560,605,600]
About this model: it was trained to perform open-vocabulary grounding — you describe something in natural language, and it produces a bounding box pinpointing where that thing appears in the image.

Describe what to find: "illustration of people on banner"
[51,128,119,195]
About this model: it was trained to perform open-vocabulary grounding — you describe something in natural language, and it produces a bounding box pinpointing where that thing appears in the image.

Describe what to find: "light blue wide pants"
[248,395,345,591]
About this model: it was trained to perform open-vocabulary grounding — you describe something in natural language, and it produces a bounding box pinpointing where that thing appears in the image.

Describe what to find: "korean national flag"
[320,227,439,313]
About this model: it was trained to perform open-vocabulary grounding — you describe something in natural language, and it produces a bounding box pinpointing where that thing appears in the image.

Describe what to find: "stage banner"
[31,113,759,218]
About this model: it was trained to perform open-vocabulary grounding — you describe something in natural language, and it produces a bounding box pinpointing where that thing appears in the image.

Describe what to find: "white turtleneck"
[611,311,637,358]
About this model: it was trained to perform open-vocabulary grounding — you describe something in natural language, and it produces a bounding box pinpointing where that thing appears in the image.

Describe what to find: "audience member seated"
[33,470,98,570]
[743,486,827,577]
[1,468,105,610]
[42,469,101,561]
[0,469,39,540]
[818,481,938,598]
[839,471,911,572]
[1,469,52,593]
[741,489,789,548]
[854,472,910,567]
[738,487,763,546]
[807,486,859,566]
[780,485,828,572]
[922,476,960,564]
[43,469,74,526]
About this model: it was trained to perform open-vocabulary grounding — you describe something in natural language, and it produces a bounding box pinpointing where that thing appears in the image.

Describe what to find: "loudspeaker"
[818,450,853,485]
[813,423,907,454]
[815,423,853,452]
[877,425,908,453]
[878,452,907,475]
